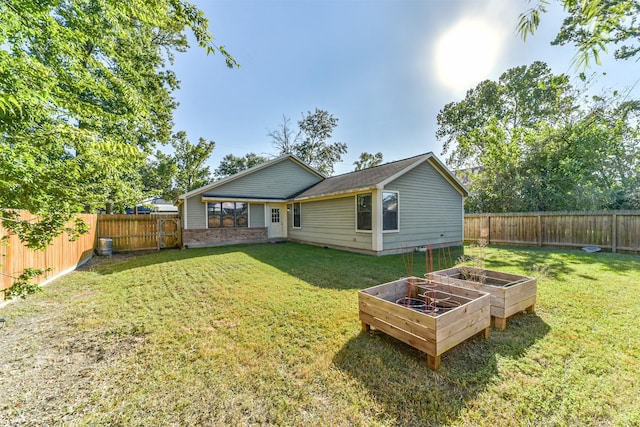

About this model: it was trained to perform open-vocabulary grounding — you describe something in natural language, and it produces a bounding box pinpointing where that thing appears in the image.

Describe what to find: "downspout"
[182,198,188,230]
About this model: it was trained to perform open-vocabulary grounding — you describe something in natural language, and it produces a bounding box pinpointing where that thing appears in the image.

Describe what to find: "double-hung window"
[292,202,301,228]
[382,191,398,231]
[356,193,372,231]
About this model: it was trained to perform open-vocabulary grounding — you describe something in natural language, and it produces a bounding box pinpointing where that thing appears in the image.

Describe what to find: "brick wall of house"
[183,228,268,248]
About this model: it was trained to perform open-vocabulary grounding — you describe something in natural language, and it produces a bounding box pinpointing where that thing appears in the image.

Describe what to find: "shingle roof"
[294,153,431,199]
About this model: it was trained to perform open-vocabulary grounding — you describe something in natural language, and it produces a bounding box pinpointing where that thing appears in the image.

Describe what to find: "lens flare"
[435,19,503,92]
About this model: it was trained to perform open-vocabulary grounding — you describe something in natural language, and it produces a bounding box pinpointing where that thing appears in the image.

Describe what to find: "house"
[176,152,469,255]
[126,198,179,214]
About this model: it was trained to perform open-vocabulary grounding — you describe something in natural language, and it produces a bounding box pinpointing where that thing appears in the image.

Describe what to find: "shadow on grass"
[82,245,284,275]
[245,243,464,290]
[332,312,550,425]
[87,244,639,288]
[85,243,464,291]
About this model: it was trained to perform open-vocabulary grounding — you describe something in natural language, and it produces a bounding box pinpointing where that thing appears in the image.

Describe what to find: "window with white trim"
[356,193,372,231]
[207,202,248,228]
[382,191,398,231]
[292,202,301,228]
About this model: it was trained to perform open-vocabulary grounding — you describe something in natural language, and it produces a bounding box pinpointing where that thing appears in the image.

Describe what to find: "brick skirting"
[183,227,269,248]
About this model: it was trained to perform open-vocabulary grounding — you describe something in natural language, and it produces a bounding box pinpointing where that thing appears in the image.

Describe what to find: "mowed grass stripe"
[0,243,638,426]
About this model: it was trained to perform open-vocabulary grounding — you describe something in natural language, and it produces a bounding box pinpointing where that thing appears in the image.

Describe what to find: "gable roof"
[176,154,325,202]
[176,151,468,205]
[294,152,468,200]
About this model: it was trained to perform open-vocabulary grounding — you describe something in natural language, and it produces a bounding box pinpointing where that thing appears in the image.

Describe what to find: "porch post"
[372,190,383,252]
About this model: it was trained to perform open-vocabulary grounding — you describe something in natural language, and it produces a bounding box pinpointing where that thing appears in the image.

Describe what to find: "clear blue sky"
[171,0,639,176]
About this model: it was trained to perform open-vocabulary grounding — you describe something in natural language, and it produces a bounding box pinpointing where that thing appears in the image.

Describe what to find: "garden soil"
[0,253,147,425]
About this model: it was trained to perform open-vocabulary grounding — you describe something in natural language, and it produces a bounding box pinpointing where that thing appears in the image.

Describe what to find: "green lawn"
[1,243,639,426]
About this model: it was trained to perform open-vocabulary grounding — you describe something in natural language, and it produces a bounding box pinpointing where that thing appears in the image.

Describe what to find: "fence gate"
[158,218,181,249]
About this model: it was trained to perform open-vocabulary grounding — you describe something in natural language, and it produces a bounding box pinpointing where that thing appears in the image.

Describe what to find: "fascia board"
[427,156,470,197]
[293,186,378,202]
[201,196,287,203]
[376,153,469,197]
[376,154,432,189]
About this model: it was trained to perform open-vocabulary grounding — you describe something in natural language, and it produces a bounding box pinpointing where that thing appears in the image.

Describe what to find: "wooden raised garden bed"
[427,267,536,330]
[358,277,491,370]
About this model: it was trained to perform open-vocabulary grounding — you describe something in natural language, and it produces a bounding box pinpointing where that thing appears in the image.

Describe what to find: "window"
[207,202,223,228]
[207,202,248,228]
[271,208,280,223]
[357,193,372,231]
[382,191,398,231]
[293,202,301,228]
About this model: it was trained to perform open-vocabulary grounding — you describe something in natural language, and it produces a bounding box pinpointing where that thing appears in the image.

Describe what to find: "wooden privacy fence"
[1,211,97,297]
[96,214,181,251]
[465,211,640,253]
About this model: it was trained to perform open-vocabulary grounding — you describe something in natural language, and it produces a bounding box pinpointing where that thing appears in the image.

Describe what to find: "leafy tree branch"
[518,0,640,67]
[0,0,235,297]
[437,62,640,212]
[270,108,348,176]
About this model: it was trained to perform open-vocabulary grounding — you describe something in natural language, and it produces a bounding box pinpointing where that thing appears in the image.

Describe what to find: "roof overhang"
[376,153,431,189]
[376,153,469,197]
[426,156,470,197]
[201,196,288,203]
[293,185,378,202]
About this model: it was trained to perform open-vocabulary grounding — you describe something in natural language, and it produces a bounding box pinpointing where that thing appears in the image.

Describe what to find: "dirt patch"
[0,256,146,425]
[76,250,161,271]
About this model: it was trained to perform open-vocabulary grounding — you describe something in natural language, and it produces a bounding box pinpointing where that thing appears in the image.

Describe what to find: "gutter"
[293,185,378,202]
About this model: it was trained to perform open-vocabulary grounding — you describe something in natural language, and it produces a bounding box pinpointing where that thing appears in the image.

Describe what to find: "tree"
[170,131,216,199]
[517,99,640,211]
[437,61,574,169]
[0,0,236,297]
[141,150,178,200]
[1,0,236,226]
[270,109,348,176]
[354,152,383,171]
[437,62,640,212]
[518,0,640,67]
[214,153,268,179]
[141,131,217,200]
[268,115,300,155]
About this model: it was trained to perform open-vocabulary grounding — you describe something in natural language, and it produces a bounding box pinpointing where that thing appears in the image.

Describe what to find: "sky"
[171,0,639,176]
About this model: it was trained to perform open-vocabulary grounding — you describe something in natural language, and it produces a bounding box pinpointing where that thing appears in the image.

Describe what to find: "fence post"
[487,215,491,244]
[612,213,617,253]
[537,215,542,247]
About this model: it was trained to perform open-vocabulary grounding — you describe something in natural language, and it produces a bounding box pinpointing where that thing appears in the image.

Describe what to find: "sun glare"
[434,19,503,92]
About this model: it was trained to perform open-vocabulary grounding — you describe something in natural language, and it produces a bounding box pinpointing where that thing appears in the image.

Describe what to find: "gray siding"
[250,203,265,228]
[383,162,463,250]
[186,195,206,229]
[287,196,372,251]
[203,159,321,199]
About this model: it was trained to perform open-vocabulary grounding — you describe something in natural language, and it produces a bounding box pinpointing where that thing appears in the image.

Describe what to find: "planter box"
[358,277,491,370]
[427,267,536,329]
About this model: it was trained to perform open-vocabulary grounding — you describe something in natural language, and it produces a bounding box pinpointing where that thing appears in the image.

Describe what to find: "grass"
[1,243,639,426]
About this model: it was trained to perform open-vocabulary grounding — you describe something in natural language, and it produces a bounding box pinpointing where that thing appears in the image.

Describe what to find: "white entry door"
[267,205,286,239]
